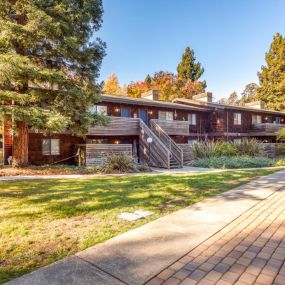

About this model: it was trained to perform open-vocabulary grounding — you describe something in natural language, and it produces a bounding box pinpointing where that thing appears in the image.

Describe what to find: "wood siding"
[29,133,84,165]
[85,144,133,166]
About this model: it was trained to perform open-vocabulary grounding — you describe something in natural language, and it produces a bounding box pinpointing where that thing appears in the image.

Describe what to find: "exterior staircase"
[150,119,183,168]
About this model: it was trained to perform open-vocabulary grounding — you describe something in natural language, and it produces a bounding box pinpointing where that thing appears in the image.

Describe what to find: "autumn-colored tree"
[127,81,149,98]
[177,79,205,99]
[151,71,177,101]
[257,33,285,111]
[103,73,122,95]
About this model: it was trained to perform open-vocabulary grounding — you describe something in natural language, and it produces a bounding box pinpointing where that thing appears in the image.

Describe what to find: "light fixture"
[114,140,120,144]
[148,110,153,115]
[115,107,120,112]
[147,137,153,144]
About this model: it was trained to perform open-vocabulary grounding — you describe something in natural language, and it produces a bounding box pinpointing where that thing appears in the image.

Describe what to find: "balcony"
[87,116,140,136]
[151,119,190,136]
[250,123,285,136]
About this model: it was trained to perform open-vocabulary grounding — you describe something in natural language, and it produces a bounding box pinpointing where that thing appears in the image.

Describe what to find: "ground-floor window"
[42,139,60,155]
[188,139,198,145]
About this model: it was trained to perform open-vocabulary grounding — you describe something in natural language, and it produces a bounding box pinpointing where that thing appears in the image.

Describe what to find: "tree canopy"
[0,0,106,165]
[177,47,206,88]
[257,33,285,111]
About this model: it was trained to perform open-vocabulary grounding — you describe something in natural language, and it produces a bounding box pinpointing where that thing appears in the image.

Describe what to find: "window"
[89,105,107,114]
[158,111,173,120]
[233,138,242,143]
[275,117,281,124]
[42,139,60,155]
[252,115,262,124]
[188,139,197,145]
[188,113,197,125]
[234,113,242,125]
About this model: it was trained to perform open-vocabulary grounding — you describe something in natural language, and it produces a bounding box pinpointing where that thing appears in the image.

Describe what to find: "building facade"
[2,91,285,168]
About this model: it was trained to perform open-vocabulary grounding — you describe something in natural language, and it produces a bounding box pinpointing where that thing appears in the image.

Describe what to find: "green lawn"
[0,169,279,283]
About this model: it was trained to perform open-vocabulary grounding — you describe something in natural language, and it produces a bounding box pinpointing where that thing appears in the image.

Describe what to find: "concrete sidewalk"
[5,170,285,285]
[0,166,221,181]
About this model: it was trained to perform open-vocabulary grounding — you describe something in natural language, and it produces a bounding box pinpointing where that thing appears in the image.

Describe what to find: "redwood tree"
[0,0,106,166]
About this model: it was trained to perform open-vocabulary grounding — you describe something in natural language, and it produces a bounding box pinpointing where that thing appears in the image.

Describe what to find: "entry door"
[139,109,148,123]
[121,107,131,118]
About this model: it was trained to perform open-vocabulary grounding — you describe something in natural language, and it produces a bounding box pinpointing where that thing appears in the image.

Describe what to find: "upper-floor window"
[90,105,107,114]
[158,111,173,121]
[234,113,242,125]
[252,115,262,124]
[42,139,60,155]
[188,113,197,125]
[275,117,281,124]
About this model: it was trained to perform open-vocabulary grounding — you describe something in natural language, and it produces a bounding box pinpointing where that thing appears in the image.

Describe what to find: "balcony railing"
[250,123,285,135]
[151,119,190,136]
[87,116,140,136]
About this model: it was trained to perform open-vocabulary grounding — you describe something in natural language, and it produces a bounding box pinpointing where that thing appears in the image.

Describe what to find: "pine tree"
[0,0,106,166]
[145,74,152,87]
[227,91,238,105]
[257,33,285,111]
[177,47,206,87]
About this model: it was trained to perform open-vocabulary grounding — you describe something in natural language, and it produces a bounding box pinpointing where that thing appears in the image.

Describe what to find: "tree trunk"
[12,121,29,167]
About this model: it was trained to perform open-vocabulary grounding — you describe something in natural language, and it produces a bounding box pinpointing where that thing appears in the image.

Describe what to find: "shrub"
[189,141,217,160]
[233,138,263,156]
[103,153,135,173]
[192,156,280,169]
[215,142,237,156]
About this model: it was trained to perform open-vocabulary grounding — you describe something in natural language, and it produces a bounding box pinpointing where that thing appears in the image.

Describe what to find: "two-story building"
[1,91,285,168]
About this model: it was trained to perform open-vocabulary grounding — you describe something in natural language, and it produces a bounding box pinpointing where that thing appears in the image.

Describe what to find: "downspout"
[226,111,229,141]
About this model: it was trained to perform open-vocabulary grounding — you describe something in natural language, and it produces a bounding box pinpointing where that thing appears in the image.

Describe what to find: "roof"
[101,94,208,112]
[173,98,285,115]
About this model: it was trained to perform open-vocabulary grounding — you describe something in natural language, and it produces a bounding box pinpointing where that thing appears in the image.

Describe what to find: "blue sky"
[97,0,285,100]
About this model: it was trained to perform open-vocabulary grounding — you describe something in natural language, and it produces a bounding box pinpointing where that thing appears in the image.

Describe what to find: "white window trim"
[158,111,173,121]
[234,113,242,125]
[188,113,197,125]
[42,139,60,156]
[90,105,107,114]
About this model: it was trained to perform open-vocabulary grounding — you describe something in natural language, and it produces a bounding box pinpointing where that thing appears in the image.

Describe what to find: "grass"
[0,169,279,283]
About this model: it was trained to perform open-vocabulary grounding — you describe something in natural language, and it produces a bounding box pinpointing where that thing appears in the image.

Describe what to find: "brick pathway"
[146,188,285,285]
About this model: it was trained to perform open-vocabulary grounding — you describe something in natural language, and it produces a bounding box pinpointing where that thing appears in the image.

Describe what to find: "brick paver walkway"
[146,188,285,285]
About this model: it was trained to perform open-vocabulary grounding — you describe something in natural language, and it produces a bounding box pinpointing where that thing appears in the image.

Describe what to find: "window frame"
[42,139,60,156]
[233,113,242,125]
[90,105,107,115]
[188,113,197,125]
[158,111,173,121]
[252,114,262,125]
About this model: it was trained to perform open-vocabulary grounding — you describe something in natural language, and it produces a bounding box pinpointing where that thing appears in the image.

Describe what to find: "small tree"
[0,0,106,166]
[257,33,285,111]
[103,73,122,95]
